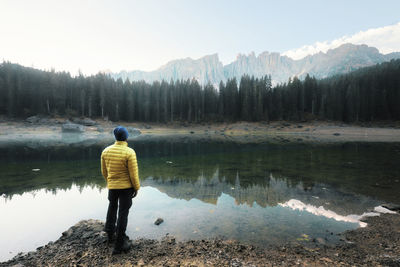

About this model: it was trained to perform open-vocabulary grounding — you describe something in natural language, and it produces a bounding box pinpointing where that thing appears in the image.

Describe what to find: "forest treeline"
[0,59,399,122]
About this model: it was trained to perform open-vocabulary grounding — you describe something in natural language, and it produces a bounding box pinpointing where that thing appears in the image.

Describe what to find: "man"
[101,126,140,255]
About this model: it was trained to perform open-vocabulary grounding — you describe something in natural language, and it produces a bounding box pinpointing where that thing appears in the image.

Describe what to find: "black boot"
[112,235,131,255]
[106,231,115,244]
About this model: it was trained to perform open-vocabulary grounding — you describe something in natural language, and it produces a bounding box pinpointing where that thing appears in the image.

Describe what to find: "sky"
[1,0,400,75]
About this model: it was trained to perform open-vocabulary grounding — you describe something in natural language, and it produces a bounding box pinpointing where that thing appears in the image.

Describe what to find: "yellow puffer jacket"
[101,141,140,190]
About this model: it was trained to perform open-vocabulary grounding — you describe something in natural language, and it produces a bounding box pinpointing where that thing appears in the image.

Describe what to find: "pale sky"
[1,0,400,75]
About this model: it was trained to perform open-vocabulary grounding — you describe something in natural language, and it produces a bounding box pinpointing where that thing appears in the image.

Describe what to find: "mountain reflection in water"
[1,141,400,261]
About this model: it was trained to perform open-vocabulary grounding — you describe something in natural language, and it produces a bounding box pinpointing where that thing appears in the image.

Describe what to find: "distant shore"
[1,117,400,148]
[1,212,399,266]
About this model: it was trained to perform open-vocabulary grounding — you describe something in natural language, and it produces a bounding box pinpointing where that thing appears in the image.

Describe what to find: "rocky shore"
[2,212,400,267]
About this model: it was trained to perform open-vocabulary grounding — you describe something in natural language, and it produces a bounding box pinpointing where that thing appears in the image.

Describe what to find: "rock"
[62,228,73,237]
[62,123,85,133]
[26,116,51,124]
[26,116,40,123]
[320,257,333,263]
[154,218,164,225]
[162,235,176,245]
[38,118,51,124]
[81,232,92,239]
[81,118,96,126]
[127,127,142,137]
[380,257,400,266]
[144,124,151,129]
[72,117,96,126]
[316,237,326,245]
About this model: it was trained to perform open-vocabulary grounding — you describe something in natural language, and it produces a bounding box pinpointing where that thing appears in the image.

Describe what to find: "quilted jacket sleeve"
[127,150,140,191]
[101,152,108,181]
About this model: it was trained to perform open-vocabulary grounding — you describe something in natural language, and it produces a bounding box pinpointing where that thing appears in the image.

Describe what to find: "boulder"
[127,127,141,137]
[62,123,85,133]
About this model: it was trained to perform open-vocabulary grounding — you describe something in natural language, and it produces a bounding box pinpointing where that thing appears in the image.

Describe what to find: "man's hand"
[132,190,138,199]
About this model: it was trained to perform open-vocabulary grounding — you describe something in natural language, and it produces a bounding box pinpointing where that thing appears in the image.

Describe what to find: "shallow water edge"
[2,212,400,266]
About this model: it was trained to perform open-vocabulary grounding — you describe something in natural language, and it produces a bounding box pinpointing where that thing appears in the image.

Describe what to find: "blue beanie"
[114,126,129,141]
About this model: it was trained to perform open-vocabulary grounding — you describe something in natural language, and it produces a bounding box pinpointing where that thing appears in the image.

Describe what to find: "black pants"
[104,188,134,246]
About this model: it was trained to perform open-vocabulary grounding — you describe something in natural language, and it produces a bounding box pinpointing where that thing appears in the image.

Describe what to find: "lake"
[1,140,400,261]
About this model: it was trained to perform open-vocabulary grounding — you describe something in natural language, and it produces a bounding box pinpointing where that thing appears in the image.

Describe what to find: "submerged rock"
[154,218,164,225]
[71,117,97,126]
[25,116,51,124]
[61,123,85,133]
[26,116,40,123]
[126,127,141,137]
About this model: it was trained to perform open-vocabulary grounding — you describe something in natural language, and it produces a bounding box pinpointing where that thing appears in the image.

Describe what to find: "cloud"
[283,22,400,60]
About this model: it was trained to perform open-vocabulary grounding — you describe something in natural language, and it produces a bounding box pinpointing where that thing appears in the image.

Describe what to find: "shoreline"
[1,118,400,148]
[1,211,399,266]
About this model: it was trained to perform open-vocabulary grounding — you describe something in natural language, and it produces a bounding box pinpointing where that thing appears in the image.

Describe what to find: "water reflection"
[0,185,359,262]
[280,199,369,227]
[1,141,400,210]
[0,185,107,262]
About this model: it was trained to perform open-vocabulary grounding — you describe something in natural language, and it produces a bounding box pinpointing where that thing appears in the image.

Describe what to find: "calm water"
[1,140,400,261]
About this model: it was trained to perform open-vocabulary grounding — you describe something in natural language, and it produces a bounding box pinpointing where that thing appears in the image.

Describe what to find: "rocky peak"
[111,43,400,85]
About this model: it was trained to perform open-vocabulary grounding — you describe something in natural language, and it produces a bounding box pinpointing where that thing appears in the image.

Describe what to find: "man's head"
[114,126,129,141]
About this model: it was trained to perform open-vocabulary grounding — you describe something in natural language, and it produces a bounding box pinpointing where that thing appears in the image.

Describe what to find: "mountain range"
[111,43,400,86]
